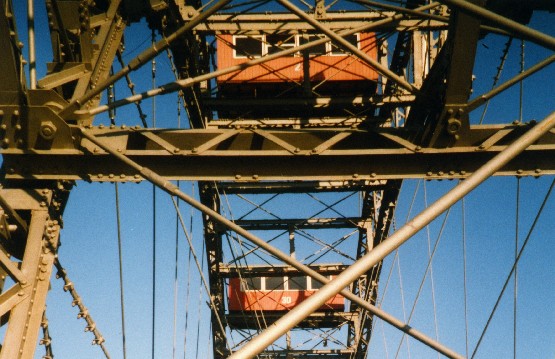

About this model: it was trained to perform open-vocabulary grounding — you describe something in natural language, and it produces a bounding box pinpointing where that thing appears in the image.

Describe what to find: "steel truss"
[207,180,397,358]
[0,0,553,358]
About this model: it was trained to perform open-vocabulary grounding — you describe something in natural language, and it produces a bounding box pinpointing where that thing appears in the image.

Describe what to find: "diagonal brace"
[438,0,555,51]
[229,110,555,359]
[78,126,464,359]
[276,0,420,94]
[58,0,232,120]
[79,3,441,119]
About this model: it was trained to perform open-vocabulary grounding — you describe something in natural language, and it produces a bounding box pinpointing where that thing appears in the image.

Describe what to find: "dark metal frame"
[0,0,552,358]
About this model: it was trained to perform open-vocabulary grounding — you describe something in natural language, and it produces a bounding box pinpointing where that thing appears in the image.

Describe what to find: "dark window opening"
[265,276,285,291]
[301,34,327,56]
[310,276,327,290]
[331,34,359,55]
[235,36,263,58]
[241,277,262,291]
[288,276,307,290]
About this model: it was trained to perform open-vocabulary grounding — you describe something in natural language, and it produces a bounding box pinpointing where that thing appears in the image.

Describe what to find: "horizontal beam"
[214,180,388,193]
[220,264,349,277]
[3,124,555,182]
[207,118,382,129]
[203,95,415,111]
[255,350,354,359]
[233,217,365,230]
[194,12,447,32]
[227,311,357,329]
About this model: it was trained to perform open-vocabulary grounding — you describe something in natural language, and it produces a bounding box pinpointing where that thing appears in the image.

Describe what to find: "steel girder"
[0,185,71,359]
[199,182,230,359]
[0,1,126,357]
[212,181,391,358]
[4,123,555,181]
[0,0,553,358]
[347,183,400,358]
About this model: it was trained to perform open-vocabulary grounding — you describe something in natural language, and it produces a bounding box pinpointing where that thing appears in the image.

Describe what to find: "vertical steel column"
[0,190,61,359]
[347,190,374,352]
[348,184,400,358]
[199,182,228,359]
[0,0,25,97]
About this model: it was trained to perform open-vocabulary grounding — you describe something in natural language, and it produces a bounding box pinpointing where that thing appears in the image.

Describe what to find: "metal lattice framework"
[0,0,553,358]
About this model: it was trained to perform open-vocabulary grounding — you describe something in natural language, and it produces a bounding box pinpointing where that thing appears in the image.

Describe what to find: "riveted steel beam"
[0,187,64,359]
[193,12,447,32]
[77,127,465,359]
[4,124,555,182]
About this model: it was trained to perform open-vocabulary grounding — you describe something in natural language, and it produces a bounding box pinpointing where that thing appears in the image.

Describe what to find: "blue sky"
[8,2,555,358]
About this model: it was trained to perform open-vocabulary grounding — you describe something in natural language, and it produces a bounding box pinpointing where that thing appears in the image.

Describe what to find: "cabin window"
[232,33,362,58]
[287,276,307,290]
[265,276,285,291]
[301,34,327,55]
[310,275,332,290]
[241,277,262,291]
[267,34,296,55]
[234,35,264,58]
[330,33,359,55]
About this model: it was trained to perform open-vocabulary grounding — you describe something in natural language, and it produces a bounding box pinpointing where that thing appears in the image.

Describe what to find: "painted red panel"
[228,277,345,312]
[217,33,379,84]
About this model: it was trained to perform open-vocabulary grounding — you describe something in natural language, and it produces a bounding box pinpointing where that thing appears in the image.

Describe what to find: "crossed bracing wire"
[217,187,362,352]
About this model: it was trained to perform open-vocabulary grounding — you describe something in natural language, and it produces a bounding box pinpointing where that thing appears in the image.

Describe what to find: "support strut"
[229,111,555,358]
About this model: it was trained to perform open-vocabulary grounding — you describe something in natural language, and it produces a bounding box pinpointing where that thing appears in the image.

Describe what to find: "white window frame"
[232,33,361,59]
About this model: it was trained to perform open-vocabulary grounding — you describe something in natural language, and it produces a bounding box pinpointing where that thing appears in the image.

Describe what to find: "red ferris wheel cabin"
[216,32,379,100]
[228,274,345,312]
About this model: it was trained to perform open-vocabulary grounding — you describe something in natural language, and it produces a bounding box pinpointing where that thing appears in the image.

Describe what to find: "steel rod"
[78,127,464,359]
[354,0,448,22]
[81,3,440,118]
[354,0,512,37]
[438,0,555,51]
[58,0,232,120]
[276,0,419,94]
[228,110,555,359]
[27,0,36,89]
[467,53,555,112]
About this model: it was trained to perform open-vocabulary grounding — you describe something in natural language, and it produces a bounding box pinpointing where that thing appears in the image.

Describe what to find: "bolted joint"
[63,281,74,291]
[78,309,89,319]
[40,121,58,140]
[85,323,96,332]
[92,336,105,345]
[446,118,462,135]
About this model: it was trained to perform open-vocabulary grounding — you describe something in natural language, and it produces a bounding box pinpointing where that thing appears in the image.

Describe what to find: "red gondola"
[216,32,379,99]
[228,275,344,312]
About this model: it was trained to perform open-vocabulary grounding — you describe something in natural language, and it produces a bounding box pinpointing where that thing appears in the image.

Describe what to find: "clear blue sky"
[8,2,555,358]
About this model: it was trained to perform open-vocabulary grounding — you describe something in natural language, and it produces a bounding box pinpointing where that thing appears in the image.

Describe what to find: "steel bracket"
[0,99,74,151]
